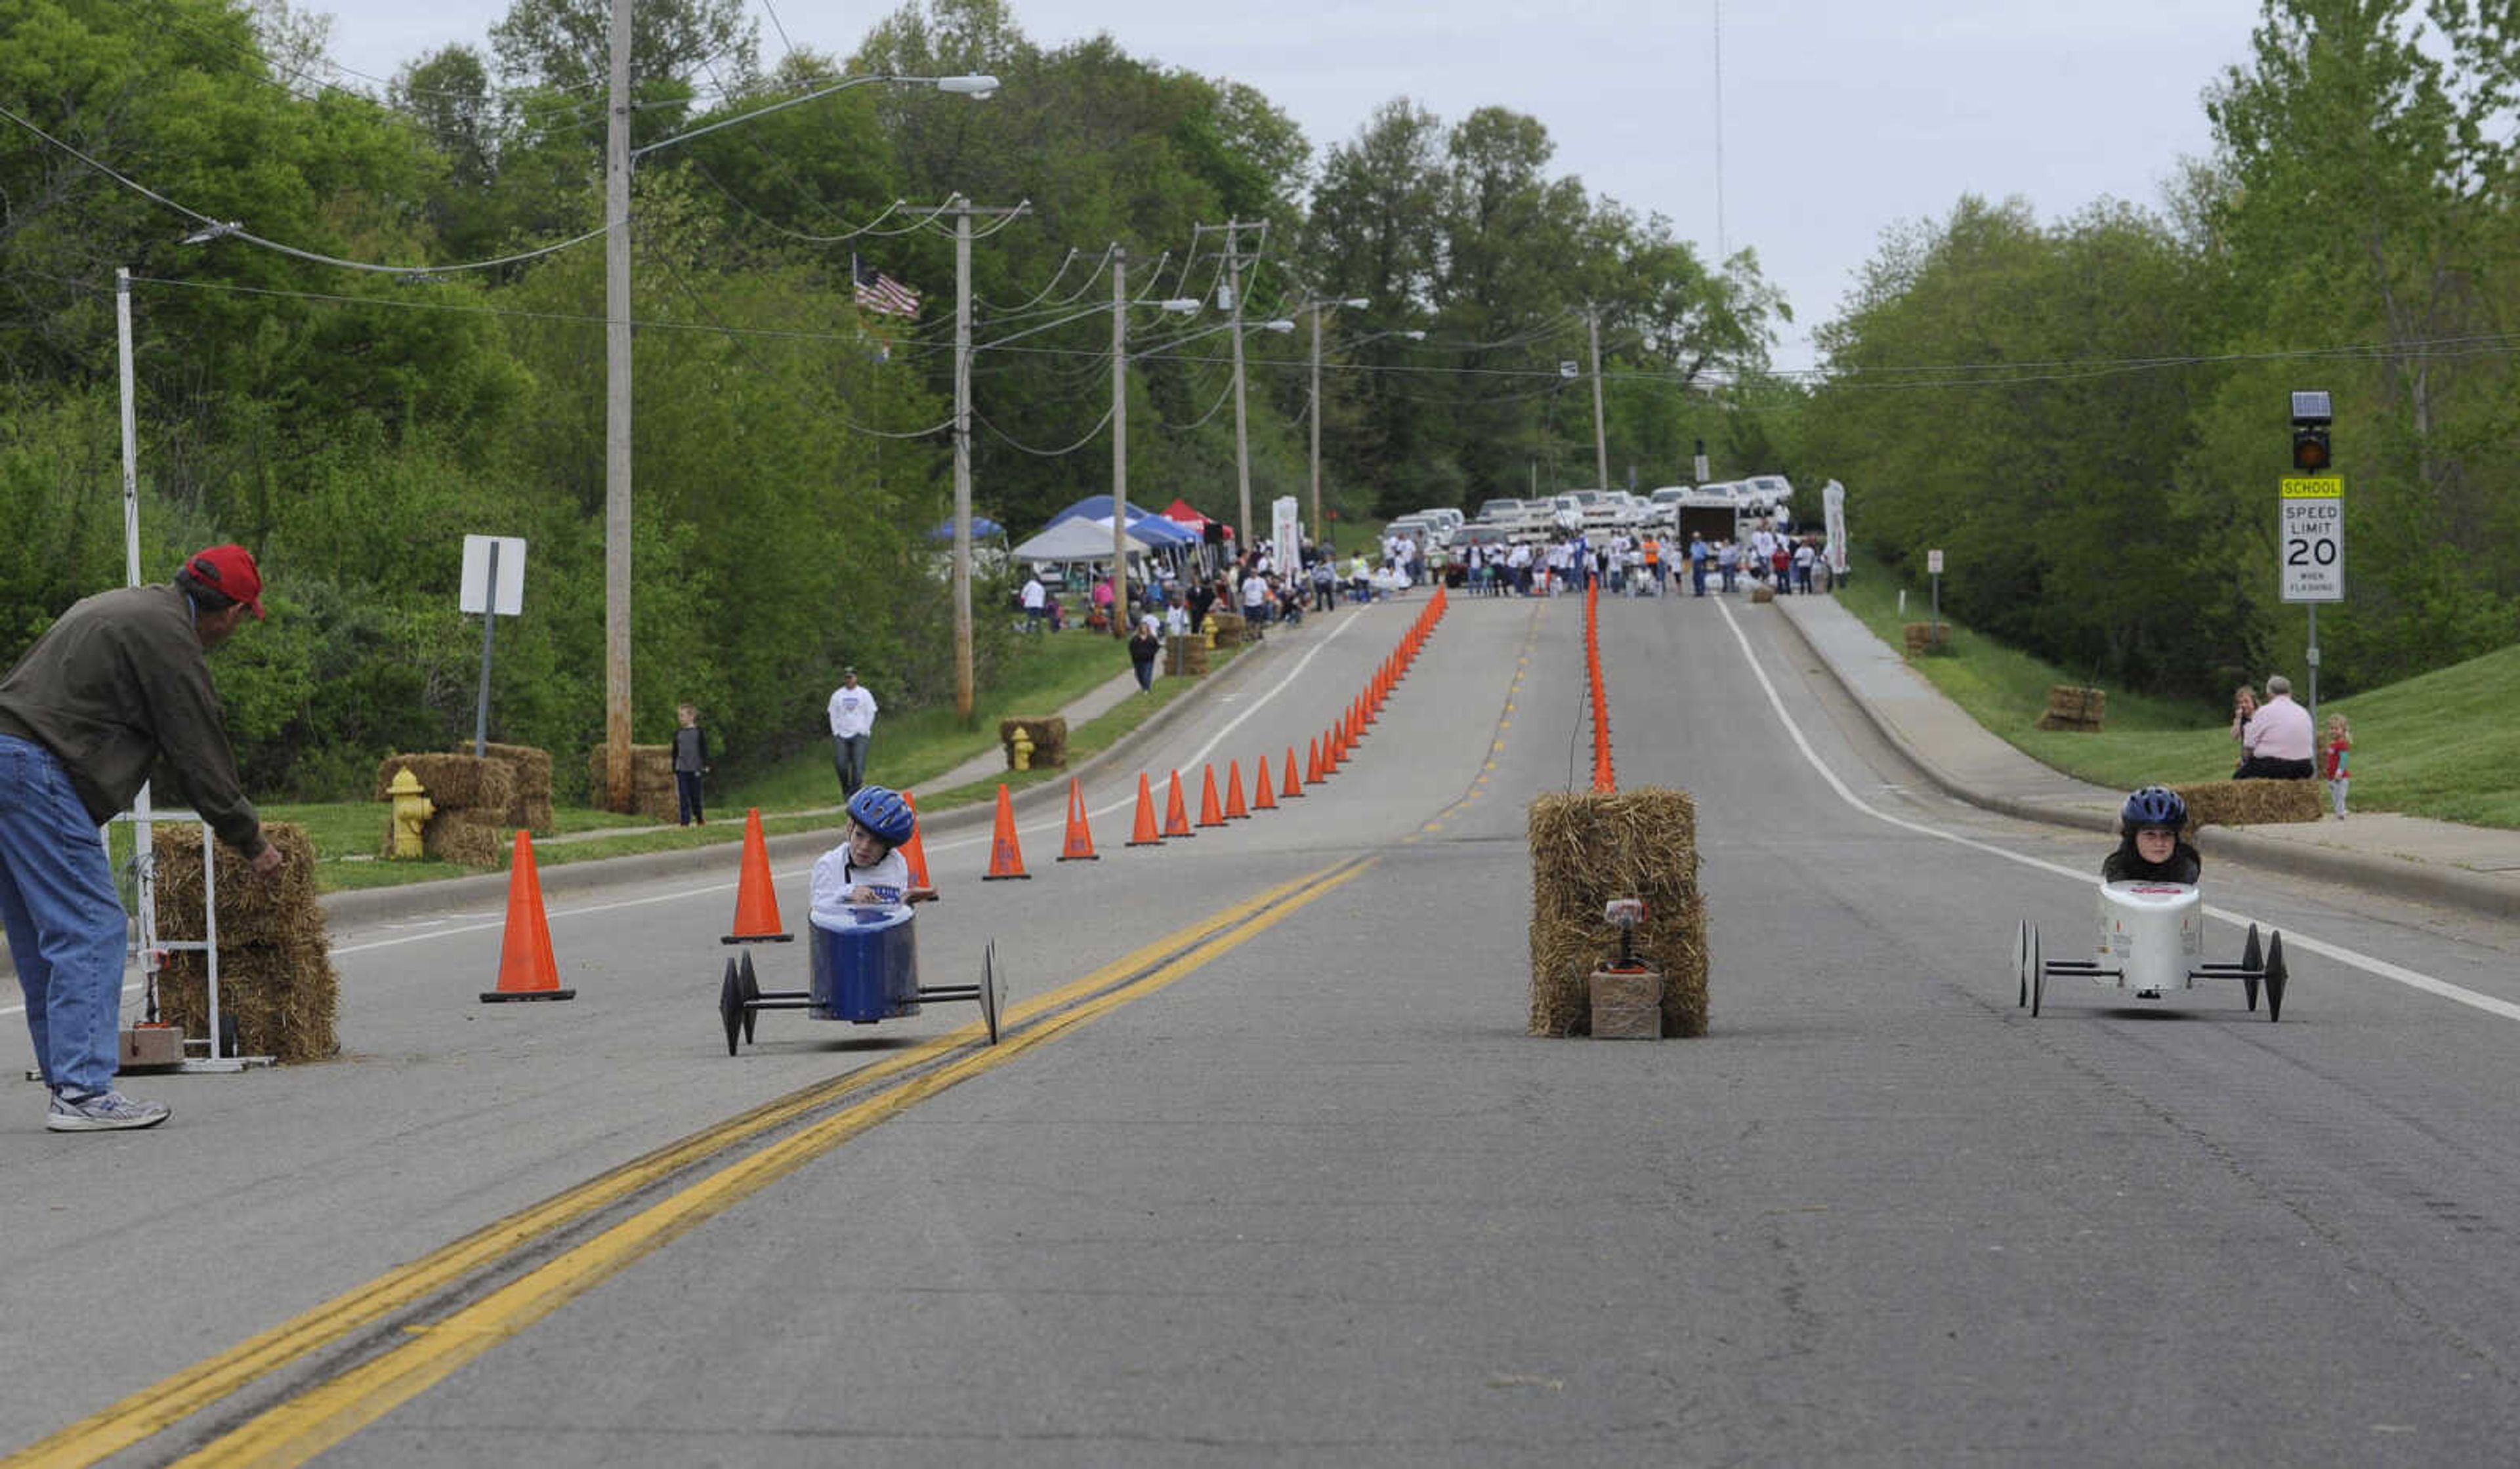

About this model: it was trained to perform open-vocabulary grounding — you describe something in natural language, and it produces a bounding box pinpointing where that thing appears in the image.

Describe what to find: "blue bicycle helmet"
[846,786,916,847]
[2120,785,2187,833]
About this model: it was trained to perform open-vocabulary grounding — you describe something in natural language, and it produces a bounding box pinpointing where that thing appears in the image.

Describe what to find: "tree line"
[0,0,1780,799]
[1803,0,2520,701]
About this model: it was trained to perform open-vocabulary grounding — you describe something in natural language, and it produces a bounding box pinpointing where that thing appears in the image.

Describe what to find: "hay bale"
[1902,621,1948,656]
[1209,611,1246,644]
[159,934,337,1063]
[584,745,678,820]
[371,753,516,812]
[422,809,511,867]
[2174,779,2324,832]
[148,823,338,1063]
[1166,634,1209,677]
[1749,584,1775,604]
[516,794,555,837]
[998,716,1070,769]
[151,823,320,946]
[470,741,553,797]
[1527,789,1709,1038]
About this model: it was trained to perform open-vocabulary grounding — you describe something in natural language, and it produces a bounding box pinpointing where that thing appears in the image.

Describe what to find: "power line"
[0,100,609,276]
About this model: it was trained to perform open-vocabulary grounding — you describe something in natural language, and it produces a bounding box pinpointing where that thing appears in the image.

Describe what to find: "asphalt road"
[7,589,2520,1466]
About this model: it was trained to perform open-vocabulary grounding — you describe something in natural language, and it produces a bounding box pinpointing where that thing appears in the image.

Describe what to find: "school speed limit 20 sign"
[2279,476,2343,603]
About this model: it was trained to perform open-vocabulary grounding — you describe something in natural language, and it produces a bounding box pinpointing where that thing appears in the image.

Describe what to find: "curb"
[317,623,1311,933]
[1768,596,2520,921]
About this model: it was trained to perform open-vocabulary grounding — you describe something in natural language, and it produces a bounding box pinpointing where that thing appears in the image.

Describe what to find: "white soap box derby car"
[2017,880,2289,1020]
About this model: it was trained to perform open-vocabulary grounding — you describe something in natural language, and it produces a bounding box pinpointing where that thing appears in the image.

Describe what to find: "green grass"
[1831,574,2520,828]
[272,631,1238,892]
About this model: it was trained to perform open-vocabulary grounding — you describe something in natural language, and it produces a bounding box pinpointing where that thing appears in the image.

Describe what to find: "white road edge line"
[1712,597,2520,1024]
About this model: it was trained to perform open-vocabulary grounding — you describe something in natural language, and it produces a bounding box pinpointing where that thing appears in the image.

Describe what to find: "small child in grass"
[2324,713,2353,819]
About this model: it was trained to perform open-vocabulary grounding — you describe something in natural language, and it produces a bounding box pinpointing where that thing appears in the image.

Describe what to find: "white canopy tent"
[1009,517,1159,564]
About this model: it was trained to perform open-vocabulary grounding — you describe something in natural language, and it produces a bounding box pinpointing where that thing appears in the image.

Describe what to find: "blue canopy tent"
[928,516,1004,541]
[1040,496,1198,547]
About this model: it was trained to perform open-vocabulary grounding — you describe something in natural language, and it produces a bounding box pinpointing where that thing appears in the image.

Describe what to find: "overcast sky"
[309,0,2269,371]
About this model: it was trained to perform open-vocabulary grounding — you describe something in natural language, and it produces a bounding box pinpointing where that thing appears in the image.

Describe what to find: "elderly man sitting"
[2235,674,2317,779]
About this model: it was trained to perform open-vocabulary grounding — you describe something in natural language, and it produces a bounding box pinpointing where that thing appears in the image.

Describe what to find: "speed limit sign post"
[2280,474,2342,735]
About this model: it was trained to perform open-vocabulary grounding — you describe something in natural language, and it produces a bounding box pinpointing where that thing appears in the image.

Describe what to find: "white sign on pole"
[1270,495,1301,556]
[460,535,528,615]
[1559,361,1580,380]
[1926,548,1944,575]
[2278,477,2343,603]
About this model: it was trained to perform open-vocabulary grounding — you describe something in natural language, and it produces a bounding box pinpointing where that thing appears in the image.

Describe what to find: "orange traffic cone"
[1284,745,1306,798]
[982,784,1031,880]
[1127,773,1165,846]
[1223,759,1251,819]
[1162,770,1196,838]
[1057,777,1101,861]
[1303,737,1322,786]
[899,791,933,889]
[724,808,791,943]
[482,831,574,1003]
[1251,754,1278,812]
[1197,764,1227,827]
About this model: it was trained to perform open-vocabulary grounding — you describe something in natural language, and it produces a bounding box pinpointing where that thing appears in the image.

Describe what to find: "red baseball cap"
[184,544,265,619]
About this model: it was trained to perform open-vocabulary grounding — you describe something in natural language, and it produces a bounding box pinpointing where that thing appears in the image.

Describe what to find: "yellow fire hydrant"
[1009,727,1035,772]
[387,768,435,858]
[1201,616,1217,652]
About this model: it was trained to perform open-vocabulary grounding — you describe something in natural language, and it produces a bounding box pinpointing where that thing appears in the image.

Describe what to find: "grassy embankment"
[274,630,1234,892]
[1832,573,2520,829]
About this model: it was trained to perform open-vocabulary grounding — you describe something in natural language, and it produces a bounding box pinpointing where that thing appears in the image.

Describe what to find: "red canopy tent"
[1160,498,1215,529]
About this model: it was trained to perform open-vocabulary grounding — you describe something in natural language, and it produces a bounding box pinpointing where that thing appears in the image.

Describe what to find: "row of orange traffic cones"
[980,585,1455,874]
[483,589,1454,997]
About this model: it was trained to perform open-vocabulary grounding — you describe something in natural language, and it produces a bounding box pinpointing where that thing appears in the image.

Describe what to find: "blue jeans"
[0,735,128,1094]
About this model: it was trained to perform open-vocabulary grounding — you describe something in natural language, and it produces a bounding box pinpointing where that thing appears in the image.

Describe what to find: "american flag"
[852,254,921,319]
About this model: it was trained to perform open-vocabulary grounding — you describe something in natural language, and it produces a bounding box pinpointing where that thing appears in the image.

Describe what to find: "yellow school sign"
[2278,476,2343,603]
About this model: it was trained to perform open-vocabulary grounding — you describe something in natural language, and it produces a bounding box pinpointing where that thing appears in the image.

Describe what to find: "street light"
[598,46,996,808]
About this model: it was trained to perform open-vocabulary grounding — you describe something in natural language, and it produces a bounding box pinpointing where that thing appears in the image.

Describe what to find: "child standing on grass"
[2324,713,2353,820]
[672,702,709,827]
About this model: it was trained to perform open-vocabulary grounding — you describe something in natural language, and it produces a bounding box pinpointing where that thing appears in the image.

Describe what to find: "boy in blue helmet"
[811,785,938,912]
[2103,785,2201,884]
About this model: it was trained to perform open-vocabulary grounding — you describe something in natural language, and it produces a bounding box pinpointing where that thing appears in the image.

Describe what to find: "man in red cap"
[0,545,282,1131]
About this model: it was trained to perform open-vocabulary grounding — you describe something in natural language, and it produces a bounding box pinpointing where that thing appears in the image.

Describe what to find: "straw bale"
[423,809,511,867]
[516,795,555,837]
[1749,584,1775,604]
[1526,789,1709,1038]
[371,753,517,812]
[470,741,554,797]
[2174,778,2323,832]
[2043,685,2107,724]
[152,823,321,946]
[159,934,338,1063]
[583,744,679,820]
[1902,622,1948,655]
[1166,634,1209,677]
[998,716,1070,769]
[1209,611,1246,644]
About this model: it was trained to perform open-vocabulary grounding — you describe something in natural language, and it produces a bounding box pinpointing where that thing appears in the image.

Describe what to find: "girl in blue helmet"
[811,785,937,912]
[2103,785,2201,884]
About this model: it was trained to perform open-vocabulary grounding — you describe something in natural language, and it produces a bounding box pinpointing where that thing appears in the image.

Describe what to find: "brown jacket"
[0,583,266,858]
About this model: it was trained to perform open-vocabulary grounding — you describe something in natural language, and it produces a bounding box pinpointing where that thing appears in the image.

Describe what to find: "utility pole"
[903,196,1028,720]
[1110,247,1129,637]
[601,0,633,808]
[1308,303,1323,548]
[1212,218,1267,549]
[1587,308,1610,493]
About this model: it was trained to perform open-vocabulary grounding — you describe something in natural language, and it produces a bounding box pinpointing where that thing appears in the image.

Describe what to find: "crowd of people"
[1452,525,1832,600]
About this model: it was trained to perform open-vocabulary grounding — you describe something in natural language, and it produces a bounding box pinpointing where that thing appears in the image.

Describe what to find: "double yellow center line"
[10,856,1369,1469]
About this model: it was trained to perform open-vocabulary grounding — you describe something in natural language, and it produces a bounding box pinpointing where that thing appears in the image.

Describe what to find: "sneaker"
[47,1088,171,1132]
